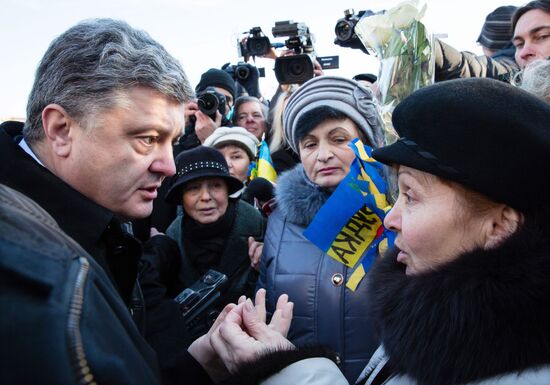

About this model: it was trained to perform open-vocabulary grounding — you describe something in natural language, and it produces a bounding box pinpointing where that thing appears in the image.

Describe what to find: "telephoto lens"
[198,92,219,116]
[335,19,354,42]
[196,87,226,120]
[236,64,251,80]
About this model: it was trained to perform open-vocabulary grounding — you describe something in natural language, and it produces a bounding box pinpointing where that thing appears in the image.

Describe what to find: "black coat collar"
[0,123,114,256]
[368,220,550,385]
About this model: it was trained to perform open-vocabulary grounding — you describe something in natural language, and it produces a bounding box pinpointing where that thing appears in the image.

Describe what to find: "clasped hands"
[188,288,294,382]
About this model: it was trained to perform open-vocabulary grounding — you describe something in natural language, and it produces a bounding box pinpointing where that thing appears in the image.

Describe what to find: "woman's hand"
[248,237,263,271]
[149,227,164,238]
[210,295,294,374]
[188,303,236,383]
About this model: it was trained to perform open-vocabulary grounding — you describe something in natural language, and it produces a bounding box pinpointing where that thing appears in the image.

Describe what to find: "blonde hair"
[269,84,299,153]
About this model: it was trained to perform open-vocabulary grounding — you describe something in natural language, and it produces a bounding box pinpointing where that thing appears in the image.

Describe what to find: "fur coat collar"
[274,164,331,227]
[367,221,550,385]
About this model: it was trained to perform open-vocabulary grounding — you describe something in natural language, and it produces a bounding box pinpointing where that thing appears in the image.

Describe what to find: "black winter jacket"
[0,121,213,385]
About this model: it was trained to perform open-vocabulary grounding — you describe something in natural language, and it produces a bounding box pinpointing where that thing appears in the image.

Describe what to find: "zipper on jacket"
[67,256,97,385]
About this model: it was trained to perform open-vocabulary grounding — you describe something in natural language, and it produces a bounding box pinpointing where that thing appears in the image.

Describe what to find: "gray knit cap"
[283,76,384,153]
[477,6,517,50]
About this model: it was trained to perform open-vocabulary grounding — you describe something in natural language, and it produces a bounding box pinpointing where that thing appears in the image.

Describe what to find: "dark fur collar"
[368,221,550,385]
[274,164,331,227]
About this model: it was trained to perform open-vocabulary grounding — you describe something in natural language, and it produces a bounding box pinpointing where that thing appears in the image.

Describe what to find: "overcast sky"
[0,0,525,119]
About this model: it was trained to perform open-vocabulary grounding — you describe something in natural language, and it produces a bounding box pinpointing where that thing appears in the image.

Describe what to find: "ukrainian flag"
[249,137,277,183]
[303,139,395,291]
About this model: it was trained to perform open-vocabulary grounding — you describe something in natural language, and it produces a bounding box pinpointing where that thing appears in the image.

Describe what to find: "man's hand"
[248,237,263,271]
[185,101,199,121]
[313,58,324,77]
[195,110,221,143]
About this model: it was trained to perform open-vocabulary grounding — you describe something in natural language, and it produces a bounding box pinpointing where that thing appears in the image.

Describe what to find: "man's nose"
[151,144,176,176]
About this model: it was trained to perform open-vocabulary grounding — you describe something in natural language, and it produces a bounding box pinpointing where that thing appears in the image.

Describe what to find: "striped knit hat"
[477,5,518,50]
[283,76,385,154]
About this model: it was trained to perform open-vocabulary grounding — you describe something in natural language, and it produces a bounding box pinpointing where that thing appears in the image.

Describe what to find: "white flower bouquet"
[355,0,434,144]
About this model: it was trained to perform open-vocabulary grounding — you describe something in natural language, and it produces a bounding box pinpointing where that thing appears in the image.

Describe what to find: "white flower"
[387,0,426,29]
[356,13,394,49]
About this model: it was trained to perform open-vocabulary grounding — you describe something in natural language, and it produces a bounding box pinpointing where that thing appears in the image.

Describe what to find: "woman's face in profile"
[384,166,492,275]
[299,118,360,189]
[182,177,229,225]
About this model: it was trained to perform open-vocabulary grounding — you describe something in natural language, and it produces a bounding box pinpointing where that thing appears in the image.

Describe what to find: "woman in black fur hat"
[205,78,550,385]
[150,146,265,345]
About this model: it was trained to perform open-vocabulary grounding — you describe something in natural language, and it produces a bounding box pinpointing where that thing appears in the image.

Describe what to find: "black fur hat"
[372,78,550,211]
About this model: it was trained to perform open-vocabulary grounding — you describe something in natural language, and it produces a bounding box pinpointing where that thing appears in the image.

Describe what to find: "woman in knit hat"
[204,126,259,184]
[255,75,386,383]
[208,78,550,385]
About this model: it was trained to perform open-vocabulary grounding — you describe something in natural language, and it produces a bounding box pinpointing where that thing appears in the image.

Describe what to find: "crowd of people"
[1,1,549,385]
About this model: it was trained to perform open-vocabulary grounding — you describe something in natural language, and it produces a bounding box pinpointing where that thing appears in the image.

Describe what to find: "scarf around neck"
[182,199,237,275]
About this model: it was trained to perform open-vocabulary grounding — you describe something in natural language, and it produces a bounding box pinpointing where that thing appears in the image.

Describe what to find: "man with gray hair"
[0,18,224,384]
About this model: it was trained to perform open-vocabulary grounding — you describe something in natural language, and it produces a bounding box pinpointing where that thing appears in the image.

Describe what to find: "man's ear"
[484,205,523,249]
[41,104,74,157]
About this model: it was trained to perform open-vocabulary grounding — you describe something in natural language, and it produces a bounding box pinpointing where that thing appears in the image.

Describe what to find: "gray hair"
[519,60,550,104]
[24,18,194,143]
[231,96,269,125]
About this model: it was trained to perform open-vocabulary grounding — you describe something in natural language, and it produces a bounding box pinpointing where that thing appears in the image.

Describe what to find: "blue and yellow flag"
[303,139,395,291]
[249,137,277,183]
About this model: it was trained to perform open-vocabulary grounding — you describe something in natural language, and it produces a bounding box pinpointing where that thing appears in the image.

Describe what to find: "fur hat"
[203,126,259,160]
[283,76,384,153]
[165,146,243,204]
[372,78,550,211]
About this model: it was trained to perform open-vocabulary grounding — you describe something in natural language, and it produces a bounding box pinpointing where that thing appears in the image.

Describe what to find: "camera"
[245,27,271,57]
[272,20,315,84]
[274,56,314,85]
[224,62,266,82]
[196,87,227,121]
[334,9,380,54]
[174,269,228,329]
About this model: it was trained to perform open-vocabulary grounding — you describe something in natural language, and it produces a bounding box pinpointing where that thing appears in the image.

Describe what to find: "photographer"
[178,68,237,152]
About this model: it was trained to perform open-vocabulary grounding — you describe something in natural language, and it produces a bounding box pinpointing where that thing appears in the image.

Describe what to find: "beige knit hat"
[203,126,259,160]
